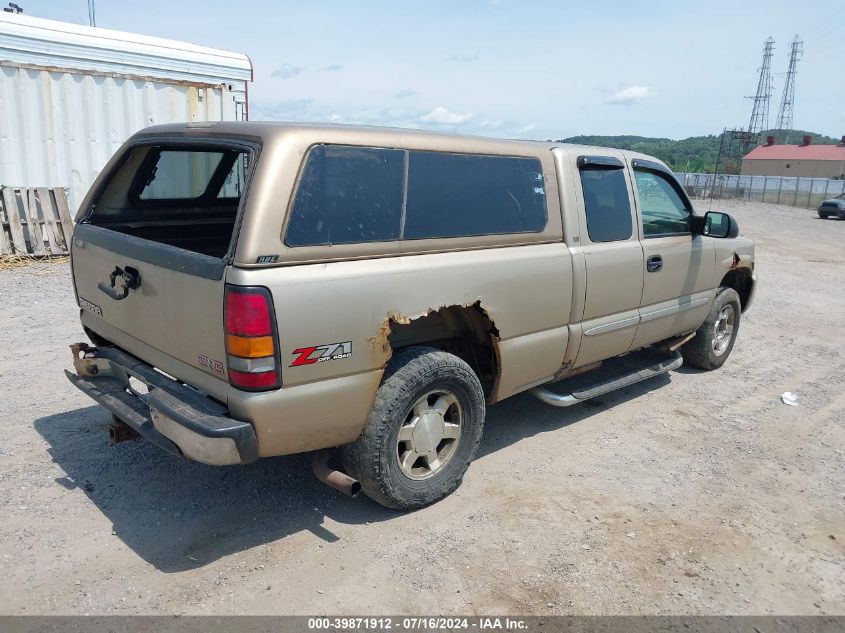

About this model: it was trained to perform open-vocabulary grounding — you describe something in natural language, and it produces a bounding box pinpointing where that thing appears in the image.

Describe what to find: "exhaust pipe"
[312,450,361,498]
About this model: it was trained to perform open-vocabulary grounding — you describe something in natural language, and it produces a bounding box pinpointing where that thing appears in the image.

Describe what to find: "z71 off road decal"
[290,341,352,367]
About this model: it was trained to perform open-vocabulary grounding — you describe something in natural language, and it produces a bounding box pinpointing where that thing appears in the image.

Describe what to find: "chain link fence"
[675,173,845,209]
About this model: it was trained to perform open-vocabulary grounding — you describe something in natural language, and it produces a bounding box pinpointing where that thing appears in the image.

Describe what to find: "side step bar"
[531,350,683,408]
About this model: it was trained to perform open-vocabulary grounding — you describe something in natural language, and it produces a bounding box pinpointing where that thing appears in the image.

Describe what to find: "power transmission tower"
[711,37,775,198]
[775,35,803,143]
[746,37,775,147]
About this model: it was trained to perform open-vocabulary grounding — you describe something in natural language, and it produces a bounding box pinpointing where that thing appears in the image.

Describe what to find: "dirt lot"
[0,200,842,615]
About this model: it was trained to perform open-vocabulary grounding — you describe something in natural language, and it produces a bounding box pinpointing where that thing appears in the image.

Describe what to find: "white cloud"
[394,88,418,99]
[514,123,537,134]
[251,98,314,119]
[271,63,305,79]
[318,64,343,72]
[420,106,475,125]
[605,85,656,105]
[448,53,479,63]
[251,100,536,138]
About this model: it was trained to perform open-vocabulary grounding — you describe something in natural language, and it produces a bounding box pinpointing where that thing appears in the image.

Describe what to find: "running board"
[531,349,683,407]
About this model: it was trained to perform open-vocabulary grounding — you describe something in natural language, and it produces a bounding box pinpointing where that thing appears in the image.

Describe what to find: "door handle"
[646,255,663,273]
[98,265,141,300]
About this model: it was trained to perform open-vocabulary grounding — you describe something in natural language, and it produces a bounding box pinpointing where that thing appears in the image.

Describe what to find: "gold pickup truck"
[66,122,755,509]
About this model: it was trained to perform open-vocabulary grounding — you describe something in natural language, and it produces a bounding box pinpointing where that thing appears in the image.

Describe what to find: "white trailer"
[0,12,252,210]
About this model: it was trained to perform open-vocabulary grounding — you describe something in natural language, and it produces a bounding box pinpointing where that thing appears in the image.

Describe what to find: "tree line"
[557,129,841,174]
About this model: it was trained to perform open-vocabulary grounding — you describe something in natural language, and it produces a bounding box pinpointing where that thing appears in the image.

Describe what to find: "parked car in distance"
[65,122,756,510]
[818,193,845,219]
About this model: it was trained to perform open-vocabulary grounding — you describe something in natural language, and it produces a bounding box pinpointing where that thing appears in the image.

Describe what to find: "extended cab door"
[570,153,644,367]
[629,159,715,349]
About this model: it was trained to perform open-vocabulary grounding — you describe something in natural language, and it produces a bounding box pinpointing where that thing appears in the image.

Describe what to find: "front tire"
[682,287,742,370]
[341,346,485,510]
[818,210,829,219]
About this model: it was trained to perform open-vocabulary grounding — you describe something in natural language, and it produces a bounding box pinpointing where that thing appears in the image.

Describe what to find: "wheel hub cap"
[397,390,462,480]
[712,304,736,356]
[412,412,444,454]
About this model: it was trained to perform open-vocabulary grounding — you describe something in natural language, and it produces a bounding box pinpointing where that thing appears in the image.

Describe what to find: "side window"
[579,166,633,242]
[403,152,547,240]
[634,170,691,237]
[286,145,405,246]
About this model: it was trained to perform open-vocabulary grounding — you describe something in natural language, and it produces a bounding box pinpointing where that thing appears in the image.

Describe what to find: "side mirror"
[700,211,739,238]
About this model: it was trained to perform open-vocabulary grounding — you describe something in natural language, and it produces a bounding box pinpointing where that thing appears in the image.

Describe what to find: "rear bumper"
[65,344,257,465]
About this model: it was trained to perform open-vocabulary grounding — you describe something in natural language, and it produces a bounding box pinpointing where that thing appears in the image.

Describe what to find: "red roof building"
[741,136,845,179]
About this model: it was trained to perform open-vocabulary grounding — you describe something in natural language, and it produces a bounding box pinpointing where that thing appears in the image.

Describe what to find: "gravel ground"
[0,200,842,615]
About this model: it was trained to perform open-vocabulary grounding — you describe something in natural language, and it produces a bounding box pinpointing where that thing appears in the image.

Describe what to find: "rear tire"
[682,287,742,370]
[341,346,485,510]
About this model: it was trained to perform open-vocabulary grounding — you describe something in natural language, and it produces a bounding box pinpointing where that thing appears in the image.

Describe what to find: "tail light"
[224,286,281,391]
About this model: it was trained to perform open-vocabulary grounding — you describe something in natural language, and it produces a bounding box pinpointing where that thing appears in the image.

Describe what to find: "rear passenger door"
[629,160,715,349]
[572,154,644,367]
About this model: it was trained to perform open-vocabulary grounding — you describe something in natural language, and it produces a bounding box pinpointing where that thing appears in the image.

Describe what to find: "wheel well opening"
[386,302,499,395]
[720,267,753,311]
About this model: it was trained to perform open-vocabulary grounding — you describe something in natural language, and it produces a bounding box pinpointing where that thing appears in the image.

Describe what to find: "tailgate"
[72,226,230,401]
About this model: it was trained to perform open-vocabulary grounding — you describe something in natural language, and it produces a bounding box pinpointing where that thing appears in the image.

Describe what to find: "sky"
[19,0,845,141]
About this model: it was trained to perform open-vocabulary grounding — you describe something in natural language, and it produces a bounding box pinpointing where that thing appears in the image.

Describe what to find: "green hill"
[557,130,841,174]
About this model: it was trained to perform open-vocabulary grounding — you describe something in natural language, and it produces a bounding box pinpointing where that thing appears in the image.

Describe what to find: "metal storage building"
[741,137,845,179]
[0,12,252,210]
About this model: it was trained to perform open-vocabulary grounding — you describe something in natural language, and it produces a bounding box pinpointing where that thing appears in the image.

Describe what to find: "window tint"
[634,170,690,236]
[579,167,633,242]
[138,150,225,200]
[286,145,404,246]
[403,152,547,240]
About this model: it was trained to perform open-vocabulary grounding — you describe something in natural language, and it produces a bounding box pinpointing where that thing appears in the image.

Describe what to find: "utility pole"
[775,35,803,144]
[88,0,96,27]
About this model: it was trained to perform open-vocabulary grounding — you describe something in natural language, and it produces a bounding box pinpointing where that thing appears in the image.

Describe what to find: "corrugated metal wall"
[0,12,252,213]
[0,64,242,211]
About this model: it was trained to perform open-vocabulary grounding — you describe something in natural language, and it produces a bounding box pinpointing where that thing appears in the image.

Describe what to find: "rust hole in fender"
[369,301,500,397]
